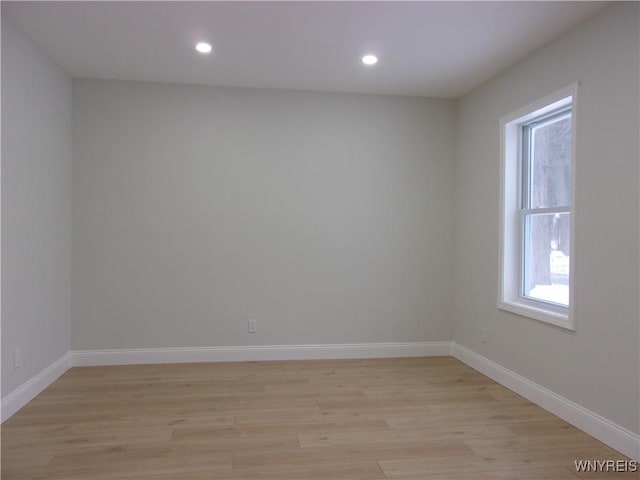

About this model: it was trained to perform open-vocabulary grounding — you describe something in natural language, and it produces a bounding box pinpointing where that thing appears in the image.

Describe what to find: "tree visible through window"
[522,109,571,306]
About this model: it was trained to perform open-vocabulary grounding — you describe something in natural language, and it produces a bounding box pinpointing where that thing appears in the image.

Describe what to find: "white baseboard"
[1,351,72,422]
[452,342,640,461]
[71,341,452,366]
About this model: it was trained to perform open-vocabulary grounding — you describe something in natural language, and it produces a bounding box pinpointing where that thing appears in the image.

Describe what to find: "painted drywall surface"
[1,18,72,397]
[454,3,639,434]
[72,80,456,349]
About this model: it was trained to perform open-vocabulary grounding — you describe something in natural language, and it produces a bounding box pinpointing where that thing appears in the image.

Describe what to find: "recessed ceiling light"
[362,54,378,65]
[195,42,213,54]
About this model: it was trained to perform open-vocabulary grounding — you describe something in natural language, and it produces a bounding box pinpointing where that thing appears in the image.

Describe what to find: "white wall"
[72,80,456,349]
[454,2,639,435]
[1,18,72,396]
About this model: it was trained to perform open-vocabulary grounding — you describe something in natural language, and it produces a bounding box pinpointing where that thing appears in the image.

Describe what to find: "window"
[499,85,577,330]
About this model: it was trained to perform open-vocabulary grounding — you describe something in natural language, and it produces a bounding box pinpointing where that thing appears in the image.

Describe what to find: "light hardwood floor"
[1,357,635,479]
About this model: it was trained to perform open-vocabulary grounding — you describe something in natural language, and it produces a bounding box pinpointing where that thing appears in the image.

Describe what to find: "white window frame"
[499,84,577,331]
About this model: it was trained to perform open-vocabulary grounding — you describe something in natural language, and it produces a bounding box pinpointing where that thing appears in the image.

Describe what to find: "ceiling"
[3,1,607,98]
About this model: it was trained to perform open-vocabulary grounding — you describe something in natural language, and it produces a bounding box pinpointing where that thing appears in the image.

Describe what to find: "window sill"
[499,299,575,331]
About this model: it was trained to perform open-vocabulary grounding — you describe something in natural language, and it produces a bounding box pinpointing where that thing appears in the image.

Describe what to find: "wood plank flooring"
[1,357,635,479]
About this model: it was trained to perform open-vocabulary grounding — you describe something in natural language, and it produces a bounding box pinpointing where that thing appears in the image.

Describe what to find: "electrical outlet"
[248,319,257,333]
[481,327,488,343]
[14,347,21,369]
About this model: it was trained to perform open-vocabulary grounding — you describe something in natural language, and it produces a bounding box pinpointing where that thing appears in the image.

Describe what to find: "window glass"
[523,211,570,306]
[527,113,572,209]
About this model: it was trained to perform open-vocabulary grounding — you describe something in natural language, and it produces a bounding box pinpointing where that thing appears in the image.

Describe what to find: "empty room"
[1,1,639,478]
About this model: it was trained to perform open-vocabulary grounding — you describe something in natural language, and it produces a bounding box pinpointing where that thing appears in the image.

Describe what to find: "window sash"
[521,206,570,216]
[519,108,572,311]
[520,210,571,308]
[521,108,572,211]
